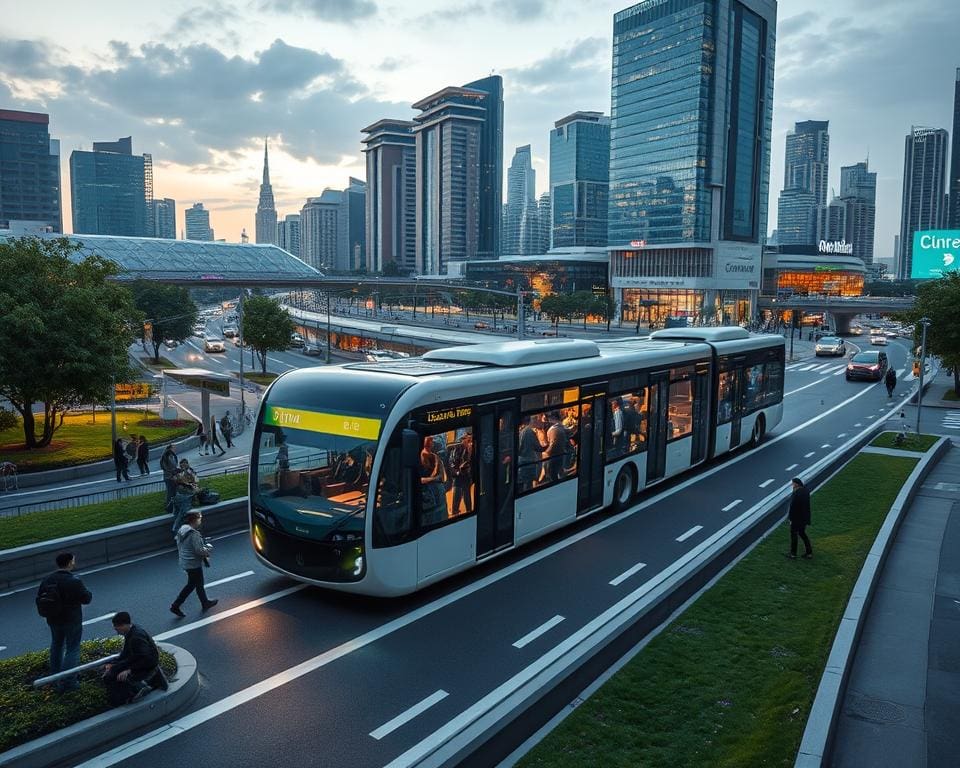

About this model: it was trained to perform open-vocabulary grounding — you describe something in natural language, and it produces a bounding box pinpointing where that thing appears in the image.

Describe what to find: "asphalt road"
[0,339,926,768]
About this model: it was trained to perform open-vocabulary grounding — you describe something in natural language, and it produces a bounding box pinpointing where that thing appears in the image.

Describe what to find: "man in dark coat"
[36,552,93,692]
[101,612,168,705]
[786,477,813,559]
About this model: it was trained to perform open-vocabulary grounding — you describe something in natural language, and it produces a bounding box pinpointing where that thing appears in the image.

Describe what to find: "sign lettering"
[425,406,474,424]
[263,406,381,440]
[818,239,854,255]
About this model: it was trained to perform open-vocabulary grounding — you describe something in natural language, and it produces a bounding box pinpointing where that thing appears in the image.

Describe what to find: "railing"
[33,654,119,688]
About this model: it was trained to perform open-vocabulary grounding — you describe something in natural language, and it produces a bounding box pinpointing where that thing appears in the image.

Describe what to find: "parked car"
[815,336,846,356]
[846,350,888,381]
[203,336,226,353]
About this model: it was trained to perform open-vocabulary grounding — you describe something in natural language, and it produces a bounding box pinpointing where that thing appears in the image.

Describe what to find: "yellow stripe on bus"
[263,406,381,440]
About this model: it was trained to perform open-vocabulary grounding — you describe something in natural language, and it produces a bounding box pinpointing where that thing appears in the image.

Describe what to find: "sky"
[1,0,958,261]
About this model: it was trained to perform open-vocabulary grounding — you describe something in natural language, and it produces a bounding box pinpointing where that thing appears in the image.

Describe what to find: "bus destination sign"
[425,406,473,425]
[264,406,381,440]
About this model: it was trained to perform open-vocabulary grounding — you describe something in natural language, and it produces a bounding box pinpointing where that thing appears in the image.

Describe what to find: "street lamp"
[915,316,931,434]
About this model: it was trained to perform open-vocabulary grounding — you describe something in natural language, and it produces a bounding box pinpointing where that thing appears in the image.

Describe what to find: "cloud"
[505,37,607,93]
[377,56,406,72]
[262,0,378,24]
[0,38,59,80]
[778,11,819,36]
[417,0,549,26]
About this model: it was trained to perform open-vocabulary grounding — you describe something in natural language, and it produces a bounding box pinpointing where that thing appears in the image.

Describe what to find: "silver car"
[815,336,846,356]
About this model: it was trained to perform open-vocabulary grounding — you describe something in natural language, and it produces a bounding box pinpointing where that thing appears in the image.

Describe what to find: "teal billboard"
[912,230,960,278]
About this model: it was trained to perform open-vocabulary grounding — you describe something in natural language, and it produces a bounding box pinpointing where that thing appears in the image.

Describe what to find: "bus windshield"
[253,403,382,539]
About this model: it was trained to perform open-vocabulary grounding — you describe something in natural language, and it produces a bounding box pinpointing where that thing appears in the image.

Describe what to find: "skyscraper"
[151,198,176,239]
[608,0,776,326]
[949,68,960,229]
[362,119,417,273]
[255,139,277,245]
[412,75,503,274]
[537,192,551,254]
[777,120,830,246]
[550,111,610,249]
[0,109,62,232]
[300,190,341,271]
[276,213,301,258]
[503,144,537,255]
[338,177,366,271]
[898,126,949,279]
[184,202,214,241]
[838,160,877,266]
[70,136,151,236]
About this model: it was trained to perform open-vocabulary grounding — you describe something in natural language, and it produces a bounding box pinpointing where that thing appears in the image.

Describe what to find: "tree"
[899,271,960,395]
[131,281,198,363]
[241,296,295,374]
[0,237,138,448]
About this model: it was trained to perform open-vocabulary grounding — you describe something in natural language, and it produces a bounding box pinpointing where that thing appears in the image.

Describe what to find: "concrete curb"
[0,643,198,768]
[794,436,952,768]
[0,498,248,590]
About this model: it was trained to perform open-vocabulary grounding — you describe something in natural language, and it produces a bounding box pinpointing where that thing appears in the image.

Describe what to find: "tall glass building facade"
[898,126,948,279]
[550,111,609,249]
[70,137,151,237]
[463,75,503,261]
[0,109,62,232]
[949,68,960,229]
[608,0,776,327]
[503,144,537,255]
[362,119,417,273]
[777,120,830,246]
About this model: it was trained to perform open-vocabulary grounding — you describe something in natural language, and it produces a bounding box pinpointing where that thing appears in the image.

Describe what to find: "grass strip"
[0,637,177,753]
[0,412,196,472]
[870,431,939,452]
[0,473,249,550]
[235,371,278,386]
[943,389,958,402]
[519,452,919,768]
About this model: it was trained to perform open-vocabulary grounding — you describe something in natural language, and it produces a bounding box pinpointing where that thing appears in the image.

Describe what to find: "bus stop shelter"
[162,368,232,435]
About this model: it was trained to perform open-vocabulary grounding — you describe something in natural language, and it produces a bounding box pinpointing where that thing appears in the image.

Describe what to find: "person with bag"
[171,458,199,532]
[113,438,131,483]
[160,443,179,515]
[136,436,151,476]
[170,511,218,617]
[36,552,93,692]
[101,612,168,705]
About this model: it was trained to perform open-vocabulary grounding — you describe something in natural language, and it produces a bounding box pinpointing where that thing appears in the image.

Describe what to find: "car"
[163,338,179,349]
[870,334,888,346]
[884,330,899,338]
[850,326,864,335]
[192,326,205,338]
[222,326,238,339]
[303,342,323,356]
[289,333,305,348]
[815,336,846,356]
[203,336,226,353]
[474,321,490,330]
[846,350,888,381]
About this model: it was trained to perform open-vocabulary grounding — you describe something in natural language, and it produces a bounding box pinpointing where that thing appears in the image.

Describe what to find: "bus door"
[691,361,711,464]
[577,385,606,513]
[728,358,746,449]
[476,400,516,558]
[646,372,669,483]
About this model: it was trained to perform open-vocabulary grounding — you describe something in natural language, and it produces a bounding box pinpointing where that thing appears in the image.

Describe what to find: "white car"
[815,337,846,356]
[870,334,888,346]
[203,336,226,353]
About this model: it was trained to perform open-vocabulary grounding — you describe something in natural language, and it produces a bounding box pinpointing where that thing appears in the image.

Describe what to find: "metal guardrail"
[33,654,120,688]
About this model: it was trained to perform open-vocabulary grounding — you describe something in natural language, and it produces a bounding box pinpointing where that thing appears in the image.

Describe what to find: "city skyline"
[1,0,957,259]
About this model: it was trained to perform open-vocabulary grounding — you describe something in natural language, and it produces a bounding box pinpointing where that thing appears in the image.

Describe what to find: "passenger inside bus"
[419,430,476,525]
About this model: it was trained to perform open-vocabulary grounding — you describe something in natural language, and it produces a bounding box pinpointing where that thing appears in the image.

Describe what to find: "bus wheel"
[750,414,766,446]
[611,466,636,513]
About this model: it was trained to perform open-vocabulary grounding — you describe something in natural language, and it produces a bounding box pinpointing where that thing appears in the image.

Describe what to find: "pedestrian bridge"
[758,295,915,333]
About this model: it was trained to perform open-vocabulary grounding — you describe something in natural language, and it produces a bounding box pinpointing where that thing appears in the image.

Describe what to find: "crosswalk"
[942,411,960,431]
[786,361,847,375]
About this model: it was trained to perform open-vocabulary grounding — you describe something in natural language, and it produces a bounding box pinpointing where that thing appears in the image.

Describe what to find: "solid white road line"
[786,464,799,471]
[82,612,116,627]
[721,499,742,512]
[609,562,647,587]
[676,525,703,543]
[804,451,816,458]
[370,690,449,741]
[205,571,255,589]
[513,616,566,650]
[785,379,828,397]
[759,479,775,488]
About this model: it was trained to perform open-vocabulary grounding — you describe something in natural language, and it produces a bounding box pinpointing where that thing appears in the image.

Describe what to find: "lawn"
[235,371,277,386]
[943,389,958,402]
[0,637,177,753]
[519,451,920,768]
[0,412,197,473]
[0,473,249,550]
[138,356,178,371]
[870,431,940,452]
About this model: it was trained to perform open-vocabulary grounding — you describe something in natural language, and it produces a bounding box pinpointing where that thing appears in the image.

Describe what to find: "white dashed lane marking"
[609,562,647,587]
[722,499,743,512]
[370,690,449,741]
[759,479,775,488]
[512,615,566,649]
[676,525,703,542]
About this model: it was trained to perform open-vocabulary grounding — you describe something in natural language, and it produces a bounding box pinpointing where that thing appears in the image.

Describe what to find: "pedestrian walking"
[170,512,218,617]
[113,438,131,482]
[209,415,226,456]
[786,477,813,559]
[171,458,199,532]
[160,444,179,515]
[196,421,209,456]
[124,436,138,465]
[101,612,168,705]
[220,413,234,448]
[885,367,897,398]
[136,436,151,475]
[35,552,93,692]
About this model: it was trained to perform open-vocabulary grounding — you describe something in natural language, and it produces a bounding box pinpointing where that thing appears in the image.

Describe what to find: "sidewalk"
[829,440,960,766]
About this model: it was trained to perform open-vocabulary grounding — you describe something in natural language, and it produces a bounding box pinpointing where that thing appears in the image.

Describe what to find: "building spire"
[262,138,270,186]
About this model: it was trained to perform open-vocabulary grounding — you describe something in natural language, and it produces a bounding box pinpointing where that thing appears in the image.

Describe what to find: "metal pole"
[238,293,246,422]
[916,318,930,434]
[326,291,332,364]
[110,374,117,448]
[517,290,524,340]
[789,310,795,361]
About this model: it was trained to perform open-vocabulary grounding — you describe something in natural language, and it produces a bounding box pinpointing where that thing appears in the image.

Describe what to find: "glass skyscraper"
[362,119,417,273]
[337,177,366,272]
[503,144,537,255]
[185,202,213,241]
[898,126,948,279]
[777,120,830,246]
[463,75,503,261]
[949,68,960,230]
[151,197,176,239]
[0,109,62,232]
[70,137,151,237]
[608,0,776,327]
[550,111,609,249]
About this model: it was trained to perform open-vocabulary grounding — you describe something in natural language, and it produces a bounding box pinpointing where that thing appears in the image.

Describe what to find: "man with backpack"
[36,552,93,692]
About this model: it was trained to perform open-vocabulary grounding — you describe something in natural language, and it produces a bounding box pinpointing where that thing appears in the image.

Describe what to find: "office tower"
[776,120,830,246]
[837,160,877,265]
[815,197,847,243]
[412,75,503,274]
[0,109,62,232]
[276,213,301,258]
[362,119,417,274]
[550,111,610,249]
[255,139,277,244]
[950,68,960,229]
[185,202,214,241]
[338,177,366,271]
[151,198,176,239]
[608,0,777,326]
[300,190,341,271]
[898,126,949,279]
[537,192,551,254]
[503,145,537,255]
[69,136,152,236]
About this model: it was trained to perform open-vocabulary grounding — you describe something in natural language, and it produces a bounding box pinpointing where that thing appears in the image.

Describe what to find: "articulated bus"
[249,328,785,596]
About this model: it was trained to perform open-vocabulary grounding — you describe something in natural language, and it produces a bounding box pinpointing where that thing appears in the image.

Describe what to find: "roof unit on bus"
[422,338,600,367]
[649,327,751,342]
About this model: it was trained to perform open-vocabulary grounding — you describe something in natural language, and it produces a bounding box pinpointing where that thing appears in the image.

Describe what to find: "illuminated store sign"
[911,230,960,279]
[818,240,854,255]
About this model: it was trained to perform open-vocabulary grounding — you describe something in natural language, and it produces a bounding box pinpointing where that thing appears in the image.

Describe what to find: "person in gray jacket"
[169,512,218,617]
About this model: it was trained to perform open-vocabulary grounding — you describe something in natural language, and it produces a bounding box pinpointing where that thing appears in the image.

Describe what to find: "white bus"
[249,328,784,596]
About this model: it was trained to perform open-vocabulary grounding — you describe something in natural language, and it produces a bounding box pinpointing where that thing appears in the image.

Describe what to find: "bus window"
[667,379,693,440]
[418,428,475,528]
[607,390,648,462]
[717,371,737,424]
[742,364,766,412]
[517,406,580,493]
[373,436,411,548]
[764,361,784,406]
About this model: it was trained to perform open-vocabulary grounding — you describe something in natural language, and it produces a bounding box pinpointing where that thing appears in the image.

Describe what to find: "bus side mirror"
[401,429,420,468]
